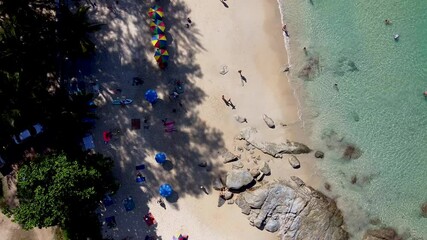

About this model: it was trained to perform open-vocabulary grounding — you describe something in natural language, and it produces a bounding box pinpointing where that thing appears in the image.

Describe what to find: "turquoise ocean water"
[278,0,427,239]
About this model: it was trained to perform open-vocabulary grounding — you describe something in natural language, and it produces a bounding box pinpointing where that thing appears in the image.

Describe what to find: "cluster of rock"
[237,128,311,157]
[235,177,349,239]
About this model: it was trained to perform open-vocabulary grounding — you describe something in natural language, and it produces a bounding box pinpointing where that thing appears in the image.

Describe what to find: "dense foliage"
[0,1,115,238]
[14,153,115,237]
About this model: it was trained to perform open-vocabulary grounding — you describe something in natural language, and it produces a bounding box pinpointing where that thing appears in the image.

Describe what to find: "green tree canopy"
[14,152,114,230]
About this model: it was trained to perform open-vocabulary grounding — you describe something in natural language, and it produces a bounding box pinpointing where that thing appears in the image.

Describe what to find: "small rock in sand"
[260,162,271,175]
[223,150,240,163]
[250,167,260,178]
[288,155,301,169]
[232,161,244,169]
[222,191,233,200]
[263,114,275,128]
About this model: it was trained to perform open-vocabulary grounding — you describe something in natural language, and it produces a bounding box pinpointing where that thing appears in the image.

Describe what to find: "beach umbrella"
[151,34,168,48]
[159,184,173,197]
[148,5,164,20]
[154,48,169,64]
[155,152,167,164]
[150,19,166,34]
[144,89,158,104]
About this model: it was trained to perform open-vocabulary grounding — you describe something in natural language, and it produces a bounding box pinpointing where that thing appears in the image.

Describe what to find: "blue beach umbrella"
[155,152,167,164]
[159,184,173,197]
[145,89,158,104]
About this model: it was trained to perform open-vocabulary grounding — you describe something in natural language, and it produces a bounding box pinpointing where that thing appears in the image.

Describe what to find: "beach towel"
[144,212,156,226]
[103,131,112,143]
[131,119,141,130]
[135,164,146,170]
[164,121,176,132]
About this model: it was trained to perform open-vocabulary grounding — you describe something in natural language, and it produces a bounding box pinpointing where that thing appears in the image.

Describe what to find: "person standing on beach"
[238,70,247,86]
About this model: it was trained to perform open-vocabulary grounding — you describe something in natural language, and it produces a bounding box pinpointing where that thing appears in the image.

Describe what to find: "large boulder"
[225,170,254,190]
[235,177,349,240]
[239,128,311,157]
[362,228,401,240]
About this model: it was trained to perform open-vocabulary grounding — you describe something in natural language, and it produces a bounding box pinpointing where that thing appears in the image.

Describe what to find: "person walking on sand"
[238,70,247,86]
[222,95,230,106]
[228,98,236,109]
[200,185,209,195]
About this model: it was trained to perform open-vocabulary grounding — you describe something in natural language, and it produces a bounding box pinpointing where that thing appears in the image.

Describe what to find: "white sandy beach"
[85,0,325,239]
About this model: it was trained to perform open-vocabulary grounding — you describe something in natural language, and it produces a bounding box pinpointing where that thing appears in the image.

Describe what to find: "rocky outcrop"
[362,228,402,240]
[263,114,275,128]
[235,177,349,240]
[238,128,311,157]
[225,170,254,190]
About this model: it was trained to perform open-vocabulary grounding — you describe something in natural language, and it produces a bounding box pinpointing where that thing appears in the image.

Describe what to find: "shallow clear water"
[278,0,427,238]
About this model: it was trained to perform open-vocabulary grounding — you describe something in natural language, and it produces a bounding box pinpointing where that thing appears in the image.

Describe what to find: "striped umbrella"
[154,48,169,64]
[151,34,167,48]
[150,20,166,34]
[148,5,164,20]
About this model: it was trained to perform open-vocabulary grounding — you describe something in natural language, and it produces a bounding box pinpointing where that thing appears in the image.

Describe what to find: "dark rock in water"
[347,61,358,72]
[351,111,360,122]
[421,202,427,217]
[222,150,240,163]
[315,150,325,158]
[363,228,401,240]
[235,178,349,239]
[288,155,301,169]
[263,114,275,129]
[225,170,254,190]
[324,182,331,191]
[369,218,381,226]
[343,144,363,160]
[351,175,357,184]
[239,128,311,157]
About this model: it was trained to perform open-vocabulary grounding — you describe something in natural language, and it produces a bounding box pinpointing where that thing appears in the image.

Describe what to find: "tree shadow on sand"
[80,0,227,238]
